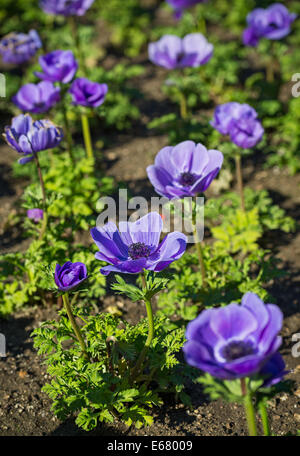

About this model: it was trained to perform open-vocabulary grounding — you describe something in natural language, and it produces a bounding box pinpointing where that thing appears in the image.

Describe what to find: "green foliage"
[32,311,197,431]
[205,188,296,235]
[96,0,152,57]
[157,246,284,325]
[198,372,293,406]
[212,208,262,255]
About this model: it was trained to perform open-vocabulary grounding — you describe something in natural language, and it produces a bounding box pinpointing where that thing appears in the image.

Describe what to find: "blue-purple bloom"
[183,292,283,380]
[40,0,95,16]
[12,81,60,114]
[54,261,88,292]
[27,208,44,223]
[91,212,187,276]
[0,30,41,65]
[35,50,78,84]
[148,33,213,69]
[147,140,223,199]
[211,102,264,149]
[166,0,207,19]
[69,78,108,108]
[259,352,288,387]
[243,3,297,47]
[3,114,63,164]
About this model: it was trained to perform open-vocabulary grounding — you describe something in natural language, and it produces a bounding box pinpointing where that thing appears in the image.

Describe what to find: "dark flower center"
[34,101,46,109]
[179,172,196,187]
[128,242,151,260]
[221,341,255,361]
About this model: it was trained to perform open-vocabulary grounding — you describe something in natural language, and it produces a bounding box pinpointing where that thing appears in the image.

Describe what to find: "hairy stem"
[192,196,207,288]
[81,112,94,161]
[62,293,89,360]
[34,154,48,241]
[130,272,154,381]
[241,378,258,436]
[235,153,245,212]
[259,400,271,436]
[60,93,75,163]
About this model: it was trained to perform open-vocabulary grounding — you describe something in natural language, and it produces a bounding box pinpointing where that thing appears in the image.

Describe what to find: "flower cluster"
[148,33,213,69]
[147,140,223,199]
[3,114,63,164]
[211,102,264,149]
[40,0,95,16]
[243,3,297,47]
[0,30,41,64]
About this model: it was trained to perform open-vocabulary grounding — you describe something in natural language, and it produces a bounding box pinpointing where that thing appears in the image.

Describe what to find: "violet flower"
[27,208,44,223]
[91,212,187,276]
[12,81,60,114]
[40,0,95,16]
[211,102,264,149]
[259,352,288,387]
[147,140,223,199]
[69,78,108,108]
[55,261,88,292]
[35,50,78,84]
[183,292,283,380]
[3,114,63,164]
[148,33,213,69]
[243,3,297,47]
[0,30,41,65]
[166,0,207,19]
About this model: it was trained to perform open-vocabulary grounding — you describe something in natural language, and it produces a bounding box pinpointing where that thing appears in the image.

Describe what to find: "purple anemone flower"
[148,33,213,69]
[35,50,78,84]
[12,81,60,114]
[27,208,44,223]
[40,0,95,16]
[147,140,223,199]
[183,292,283,380]
[259,352,288,387]
[54,261,88,292]
[166,0,207,19]
[69,78,108,108]
[243,3,297,47]
[91,212,187,276]
[0,30,42,65]
[211,102,264,149]
[3,114,63,164]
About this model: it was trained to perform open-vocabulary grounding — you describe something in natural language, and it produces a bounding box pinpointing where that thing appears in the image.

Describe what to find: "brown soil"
[0,7,300,436]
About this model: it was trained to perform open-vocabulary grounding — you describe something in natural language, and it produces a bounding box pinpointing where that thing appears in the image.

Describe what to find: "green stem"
[34,154,48,241]
[179,91,188,119]
[81,112,94,161]
[60,93,75,163]
[259,401,271,436]
[62,293,89,360]
[241,378,258,436]
[235,153,245,212]
[69,16,88,76]
[130,273,154,381]
[192,196,207,288]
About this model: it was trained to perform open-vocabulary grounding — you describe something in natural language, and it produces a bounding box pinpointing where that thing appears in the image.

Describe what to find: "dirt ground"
[0,15,300,436]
